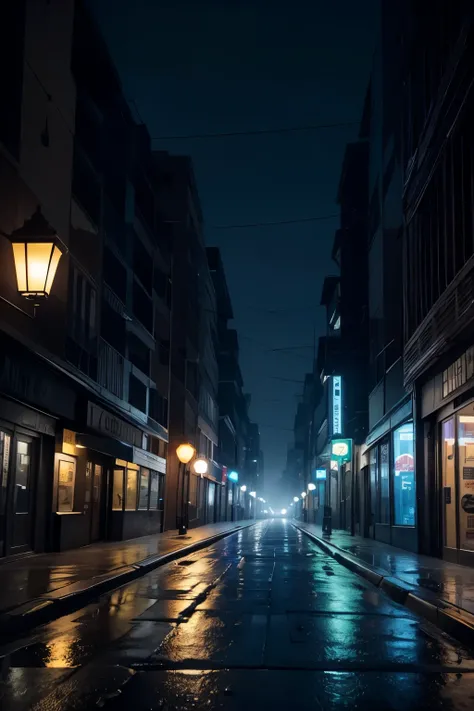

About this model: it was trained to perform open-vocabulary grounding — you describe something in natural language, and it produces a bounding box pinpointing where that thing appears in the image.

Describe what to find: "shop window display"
[458,413,474,551]
[393,422,415,526]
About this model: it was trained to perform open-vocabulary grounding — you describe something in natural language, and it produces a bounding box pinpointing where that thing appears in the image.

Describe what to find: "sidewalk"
[0,519,255,636]
[295,521,474,646]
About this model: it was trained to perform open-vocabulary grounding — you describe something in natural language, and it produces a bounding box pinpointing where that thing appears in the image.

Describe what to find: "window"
[369,447,377,525]
[208,482,215,507]
[457,409,474,551]
[112,469,124,510]
[378,440,390,524]
[129,373,147,412]
[57,459,76,512]
[150,471,160,509]
[393,422,415,526]
[138,468,150,509]
[125,469,138,510]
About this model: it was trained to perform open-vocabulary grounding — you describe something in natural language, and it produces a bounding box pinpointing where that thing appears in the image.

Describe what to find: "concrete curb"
[0,521,255,641]
[293,522,474,649]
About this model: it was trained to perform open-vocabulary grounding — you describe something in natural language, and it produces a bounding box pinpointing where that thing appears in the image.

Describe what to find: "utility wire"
[151,120,359,141]
[210,214,339,230]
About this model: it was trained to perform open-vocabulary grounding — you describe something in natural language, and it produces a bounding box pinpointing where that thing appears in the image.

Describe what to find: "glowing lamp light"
[301,491,307,498]
[281,508,287,515]
[9,207,64,305]
[308,483,316,491]
[293,496,299,502]
[240,485,247,492]
[249,491,257,498]
[176,443,196,464]
[193,457,208,475]
[228,470,239,483]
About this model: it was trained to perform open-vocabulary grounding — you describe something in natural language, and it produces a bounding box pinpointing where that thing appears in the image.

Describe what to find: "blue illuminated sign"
[315,469,327,480]
[228,470,239,483]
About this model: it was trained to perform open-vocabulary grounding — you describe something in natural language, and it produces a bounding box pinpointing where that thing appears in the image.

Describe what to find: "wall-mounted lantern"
[8,207,64,305]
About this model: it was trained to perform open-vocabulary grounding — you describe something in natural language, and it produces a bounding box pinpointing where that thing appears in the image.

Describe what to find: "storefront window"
[369,447,377,525]
[125,469,138,510]
[57,459,76,512]
[112,469,124,510]
[138,468,150,509]
[442,418,456,548]
[378,440,390,524]
[393,422,415,526]
[208,482,215,507]
[457,411,474,551]
[150,471,159,509]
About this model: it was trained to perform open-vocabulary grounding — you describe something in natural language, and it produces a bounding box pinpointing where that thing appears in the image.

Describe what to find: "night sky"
[91,0,379,504]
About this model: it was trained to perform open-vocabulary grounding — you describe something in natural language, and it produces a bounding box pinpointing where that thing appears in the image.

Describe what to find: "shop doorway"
[0,432,35,556]
[88,462,105,543]
[441,406,474,564]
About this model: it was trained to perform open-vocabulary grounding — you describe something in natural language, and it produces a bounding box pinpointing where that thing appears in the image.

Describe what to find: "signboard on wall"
[332,375,343,436]
[331,439,352,463]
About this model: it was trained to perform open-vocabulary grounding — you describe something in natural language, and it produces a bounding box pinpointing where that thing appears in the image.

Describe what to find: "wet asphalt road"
[2,520,474,710]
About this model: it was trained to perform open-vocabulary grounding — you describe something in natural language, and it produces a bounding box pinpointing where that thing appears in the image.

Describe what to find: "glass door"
[441,418,457,552]
[90,463,103,542]
[11,437,33,552]
[0,432,11,556]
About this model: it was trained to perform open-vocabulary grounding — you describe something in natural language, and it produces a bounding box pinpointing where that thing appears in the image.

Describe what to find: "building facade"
[362,1,417,552]
[207,247,260,520]
[0,0,171,557]
[401,2,474,564]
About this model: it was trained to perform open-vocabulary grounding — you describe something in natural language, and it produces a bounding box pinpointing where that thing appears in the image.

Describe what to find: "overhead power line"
[151,120,358,141]
[210,213,339,230]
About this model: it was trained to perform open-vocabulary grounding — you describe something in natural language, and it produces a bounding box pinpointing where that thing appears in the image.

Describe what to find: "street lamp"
[308,483,316,491]
[193,457,208,475]
[293,496,299,503]
[8,207,64,305]
[249,491,256,498]
[176,443,195,464]
[240,485,247,492]
[176,443,196,535]
[301,492,307,498]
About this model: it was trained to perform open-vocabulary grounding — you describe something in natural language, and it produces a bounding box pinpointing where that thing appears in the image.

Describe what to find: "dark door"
[90,463,103,543]
[0,431,12,556]
[11,436,34,553]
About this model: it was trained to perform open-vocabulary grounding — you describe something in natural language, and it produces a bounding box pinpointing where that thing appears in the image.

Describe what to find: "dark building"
[152,152,220,531]
[361,0,416,552]
[314,135,369,531]
[401,2,474,564]
[207,247,257,519]
[0,0,171,557]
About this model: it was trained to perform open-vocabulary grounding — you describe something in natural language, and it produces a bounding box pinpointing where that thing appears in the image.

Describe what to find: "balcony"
[404,255,474,385]
[98,339,124,399]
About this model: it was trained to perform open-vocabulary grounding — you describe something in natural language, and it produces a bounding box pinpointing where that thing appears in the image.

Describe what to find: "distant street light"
[193,457,208,475]
[249,491,257,498]
[176,443,196,464]
[301,491,307,498]
[176,443,196,535]
[308,483,316,491]
[281,508,287,515]
[293,496,299,502]
[241,485,247,492]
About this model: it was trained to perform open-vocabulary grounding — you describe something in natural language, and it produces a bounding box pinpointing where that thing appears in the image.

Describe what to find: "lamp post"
[176,443,196,535]
[8,207,65,306]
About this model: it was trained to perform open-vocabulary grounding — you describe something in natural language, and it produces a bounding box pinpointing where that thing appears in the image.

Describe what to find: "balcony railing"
[404,255,474,385]
[98,339,124,399]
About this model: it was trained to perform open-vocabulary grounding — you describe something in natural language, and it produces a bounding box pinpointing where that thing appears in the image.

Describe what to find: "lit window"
[138,468,150,509]
[125,469,138,510]
[393,422,415,526]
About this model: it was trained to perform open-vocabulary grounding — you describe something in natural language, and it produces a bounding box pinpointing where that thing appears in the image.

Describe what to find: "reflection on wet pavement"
[304,524,474,615]
[2,521,474,709]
